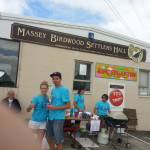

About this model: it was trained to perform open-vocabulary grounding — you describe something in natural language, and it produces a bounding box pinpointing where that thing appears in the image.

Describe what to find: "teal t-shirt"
[30,94,49,122]
[48,85,70,120]
[95,100,110,115]
[74,94,84,111]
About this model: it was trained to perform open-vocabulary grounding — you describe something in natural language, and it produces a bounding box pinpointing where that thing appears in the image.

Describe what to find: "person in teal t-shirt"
[94,94,111,128]
[46,72,71,150]
[73,85,86,137]
[48,85,70,120]
[94,94,110,116]
[73,85,86,112]
[30,94,49,122]
[26,81,49,146]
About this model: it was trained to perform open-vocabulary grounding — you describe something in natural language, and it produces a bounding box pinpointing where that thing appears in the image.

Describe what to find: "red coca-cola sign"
[110,89,123,106]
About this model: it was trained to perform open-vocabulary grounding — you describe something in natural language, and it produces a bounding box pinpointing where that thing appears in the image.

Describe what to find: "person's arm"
[27,96,37,112]
[94,107,97,115]
[47,101,71,110]
[26,104,35,112]
[48,88,71,110]
[15,99,21,112]
[73,101,82,112]
[1,98,7,104]
[108,110,111,114]
[107,103,111,114]
[73,94,83,112]
[94,101,99,115]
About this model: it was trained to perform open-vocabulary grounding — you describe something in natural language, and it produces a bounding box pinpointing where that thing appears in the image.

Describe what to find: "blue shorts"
[46,119,65,144]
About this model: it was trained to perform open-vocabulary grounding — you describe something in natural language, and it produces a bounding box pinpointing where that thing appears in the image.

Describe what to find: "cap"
[50,72,62,79]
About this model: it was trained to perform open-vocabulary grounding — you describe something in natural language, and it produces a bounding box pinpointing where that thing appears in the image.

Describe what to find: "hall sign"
[96,63,138,81]
[11,23,146,61]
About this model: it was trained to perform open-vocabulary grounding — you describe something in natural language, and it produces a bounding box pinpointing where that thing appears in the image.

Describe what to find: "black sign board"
[11,23,146,61]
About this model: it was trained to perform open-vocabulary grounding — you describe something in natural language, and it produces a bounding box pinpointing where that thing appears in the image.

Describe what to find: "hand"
[79,109,82,112]
[47,105,57,110]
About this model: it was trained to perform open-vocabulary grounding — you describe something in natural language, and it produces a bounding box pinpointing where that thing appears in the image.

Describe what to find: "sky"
[0,0,150,61]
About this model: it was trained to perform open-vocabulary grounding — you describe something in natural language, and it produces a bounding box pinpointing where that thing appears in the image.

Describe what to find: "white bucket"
[116,128,125,133]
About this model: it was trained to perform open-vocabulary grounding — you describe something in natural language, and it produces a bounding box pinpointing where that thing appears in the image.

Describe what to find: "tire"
[117,138,122,143]
[126,143,131,149]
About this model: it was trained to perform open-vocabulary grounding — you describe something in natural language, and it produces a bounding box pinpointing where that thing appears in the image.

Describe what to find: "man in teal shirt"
[46,72,71,150]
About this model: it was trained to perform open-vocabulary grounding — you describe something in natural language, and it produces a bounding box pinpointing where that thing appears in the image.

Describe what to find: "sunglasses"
[102,97,107,99]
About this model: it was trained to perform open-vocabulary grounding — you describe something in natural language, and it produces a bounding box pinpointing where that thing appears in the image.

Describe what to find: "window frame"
[73,60,92,93]
[0,38,20,88]
[138,69,150,96]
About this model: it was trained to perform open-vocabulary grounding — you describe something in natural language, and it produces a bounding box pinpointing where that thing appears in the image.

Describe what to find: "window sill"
[138,95,150,98]
[72,91,92,95]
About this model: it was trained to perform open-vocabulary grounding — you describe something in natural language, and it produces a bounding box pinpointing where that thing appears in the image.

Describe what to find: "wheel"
[126,143,131,149]
[71,144,76,149]
[77,144,82,149]
[117,138,122,143]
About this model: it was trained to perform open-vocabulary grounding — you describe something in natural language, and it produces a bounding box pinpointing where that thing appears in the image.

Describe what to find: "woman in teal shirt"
[73,86,86,136]
[27,81,49,146]
[94,94,111,116]
[73,85,86,112]
[94,94,111,128]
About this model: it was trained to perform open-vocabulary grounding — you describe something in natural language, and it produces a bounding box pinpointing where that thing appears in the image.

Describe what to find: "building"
[0,13,150,130]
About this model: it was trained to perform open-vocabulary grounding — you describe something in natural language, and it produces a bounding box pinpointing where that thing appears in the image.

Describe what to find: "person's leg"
[74,120,81,138]
[30,129,38,135]
[37,121,47,145]
[101,121,105,128]
[56,143,63,150]
[46,120,55,150]
[37,129,45,145]
[99,116,105,129]
[47,138,55,150]
[74,120,81,132]
[53,119,65,150]
[28,120,38,138]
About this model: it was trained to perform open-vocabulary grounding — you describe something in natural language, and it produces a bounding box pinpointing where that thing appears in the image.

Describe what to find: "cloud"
[0,0,31,14]
[1,0,150,43]
[27,0,150,42]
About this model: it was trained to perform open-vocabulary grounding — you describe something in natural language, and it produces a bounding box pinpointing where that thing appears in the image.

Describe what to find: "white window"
[73,60,92,92]
[139,70,150,96]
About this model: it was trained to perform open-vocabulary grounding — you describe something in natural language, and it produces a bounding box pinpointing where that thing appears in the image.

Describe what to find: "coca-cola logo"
[110,89,123,106]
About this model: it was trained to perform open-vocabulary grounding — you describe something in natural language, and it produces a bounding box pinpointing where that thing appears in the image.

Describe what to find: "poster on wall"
[79,64,87,75]
[95,63,138,81]
[108,83,125,111]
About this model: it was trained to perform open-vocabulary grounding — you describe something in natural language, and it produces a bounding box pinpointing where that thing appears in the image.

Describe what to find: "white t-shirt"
[8,99,13,108]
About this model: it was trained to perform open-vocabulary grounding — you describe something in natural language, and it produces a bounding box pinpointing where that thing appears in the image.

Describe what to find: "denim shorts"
[46,119,65,144]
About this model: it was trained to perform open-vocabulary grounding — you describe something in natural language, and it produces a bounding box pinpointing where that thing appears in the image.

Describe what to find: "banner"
[95,63,138,81]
